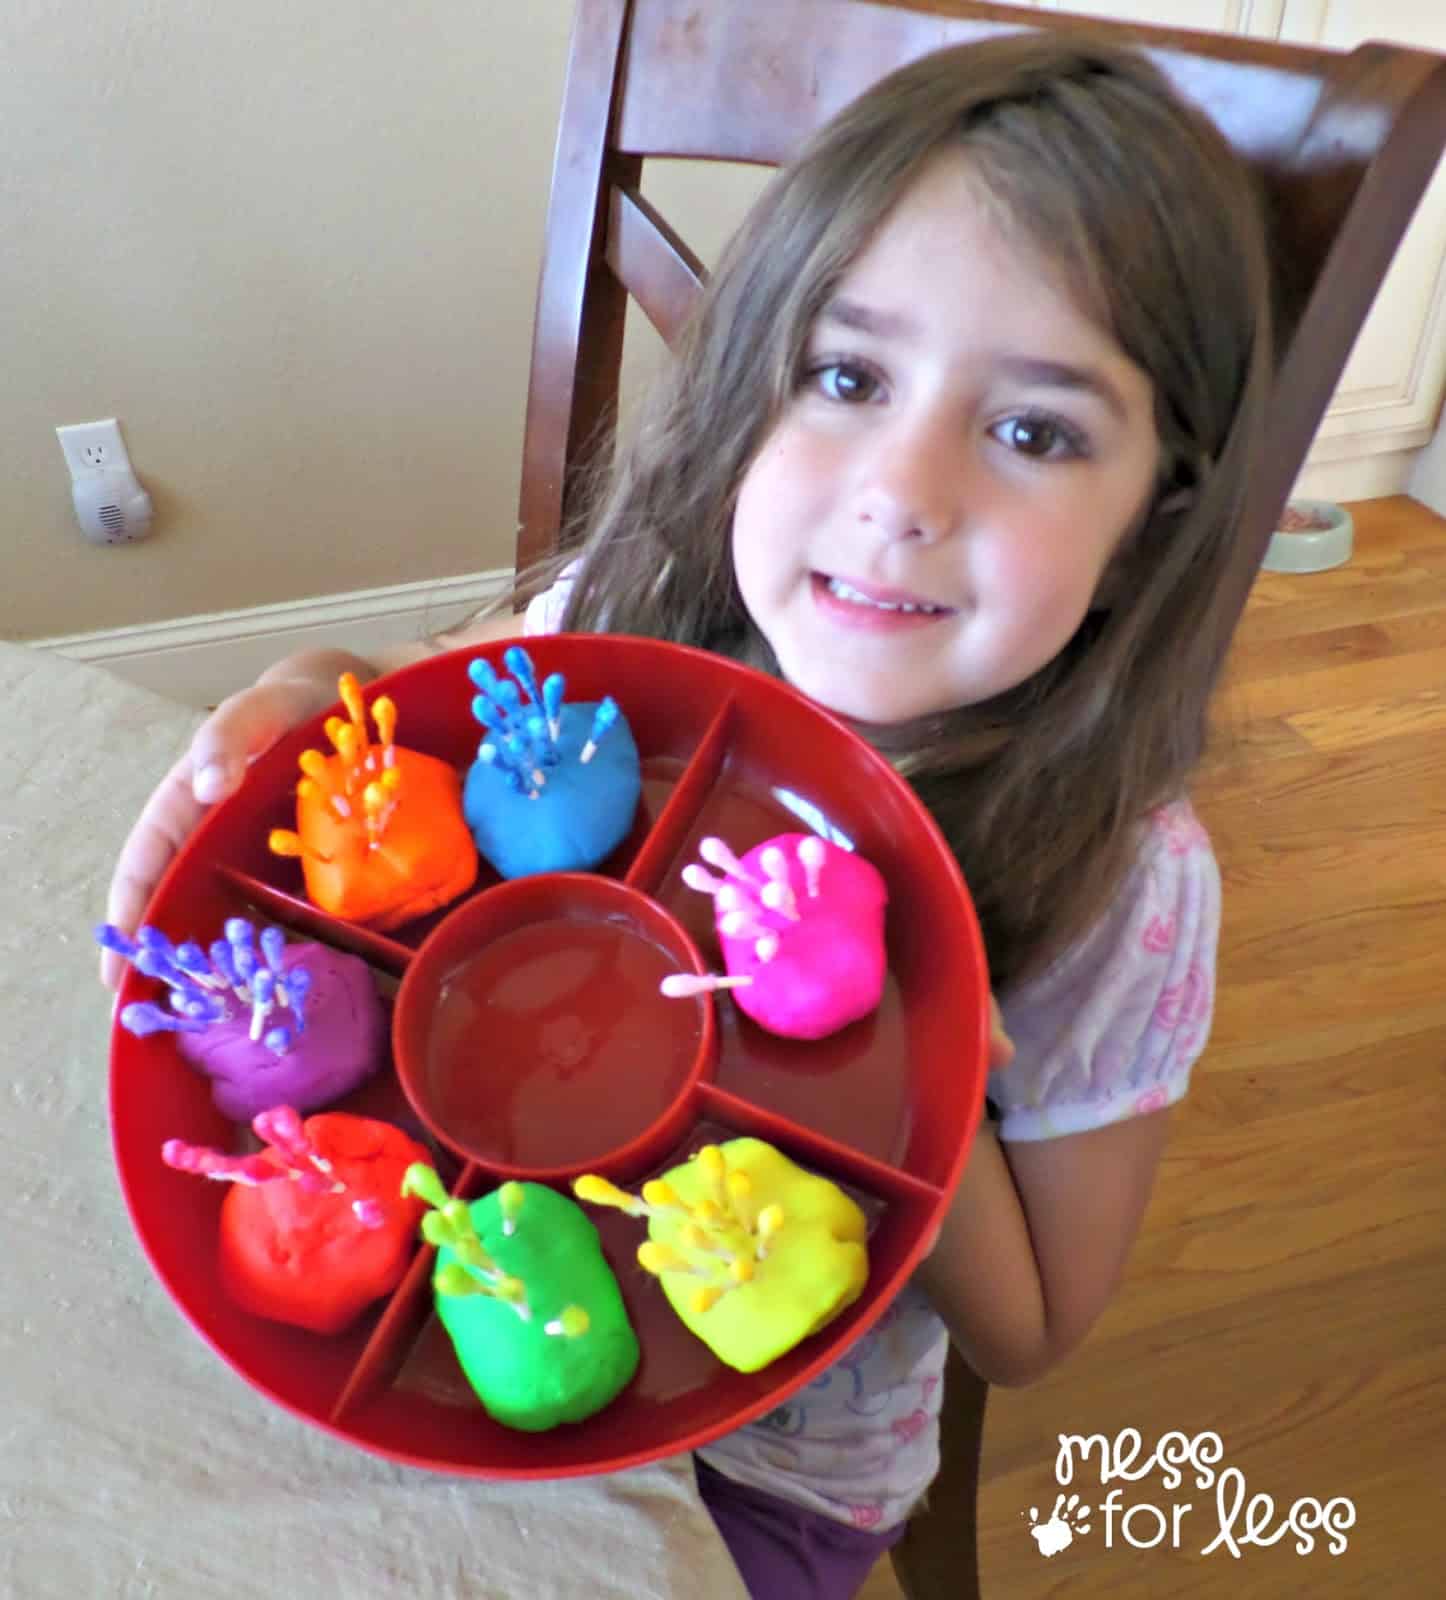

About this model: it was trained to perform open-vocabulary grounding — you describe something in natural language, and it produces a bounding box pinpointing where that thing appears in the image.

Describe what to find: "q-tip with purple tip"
[96,918,315,1059]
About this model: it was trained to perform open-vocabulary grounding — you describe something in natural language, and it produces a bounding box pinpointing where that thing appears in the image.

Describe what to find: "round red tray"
[109,635,990,1478]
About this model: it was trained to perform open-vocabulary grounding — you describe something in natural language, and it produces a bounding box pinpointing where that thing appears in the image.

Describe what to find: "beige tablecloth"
[0,640,749,1600]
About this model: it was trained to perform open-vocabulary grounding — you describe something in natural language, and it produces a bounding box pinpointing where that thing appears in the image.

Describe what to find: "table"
[0,640,749,1600]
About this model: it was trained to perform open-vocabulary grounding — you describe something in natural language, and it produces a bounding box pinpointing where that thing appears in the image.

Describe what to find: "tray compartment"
[645,755,988,1185]
[623,699,735,893]
[328,1112,931,1476]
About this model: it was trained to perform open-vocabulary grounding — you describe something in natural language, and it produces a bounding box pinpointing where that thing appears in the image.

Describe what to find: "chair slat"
[616,0,1338,166]
[605,186,706,348]
[517,0,634,573]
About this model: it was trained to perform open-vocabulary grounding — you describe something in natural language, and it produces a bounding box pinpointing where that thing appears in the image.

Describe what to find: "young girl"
[102,33,1273,1600]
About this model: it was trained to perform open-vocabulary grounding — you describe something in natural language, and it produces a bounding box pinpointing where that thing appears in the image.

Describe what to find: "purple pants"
[695,1457,906,1600]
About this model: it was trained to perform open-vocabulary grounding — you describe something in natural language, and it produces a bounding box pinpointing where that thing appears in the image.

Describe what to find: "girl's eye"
[809,362,880,404]
[991,413,1088,460]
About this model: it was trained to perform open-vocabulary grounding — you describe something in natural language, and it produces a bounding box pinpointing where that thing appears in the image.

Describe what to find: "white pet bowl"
[1263,499,1354,574]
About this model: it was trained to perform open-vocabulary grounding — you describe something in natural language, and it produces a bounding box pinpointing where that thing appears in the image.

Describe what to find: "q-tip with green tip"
[402,1166,588,1337]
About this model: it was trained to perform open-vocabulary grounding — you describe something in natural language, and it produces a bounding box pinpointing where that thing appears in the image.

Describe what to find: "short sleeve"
[522,561,581,638]
[989,799,1220,1142]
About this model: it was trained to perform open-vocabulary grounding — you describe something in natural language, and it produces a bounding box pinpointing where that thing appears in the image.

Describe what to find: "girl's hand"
[99,651,374,990]
[99,612,524,990]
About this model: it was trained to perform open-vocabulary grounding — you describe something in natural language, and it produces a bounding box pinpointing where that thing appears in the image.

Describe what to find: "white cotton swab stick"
[797,836,826,897]
[759,880,800,921]
[660,973,754,998]
[715,883,760,916]
[682,864,728,896]
[698,836,759,887]
[719,909,765,940]
[759,846,789,883]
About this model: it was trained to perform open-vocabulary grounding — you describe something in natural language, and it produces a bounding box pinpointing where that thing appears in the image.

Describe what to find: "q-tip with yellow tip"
[268,828,331,865]
[543,1305,591,1340]
[404,1164,552,1325]
[572,1174,647,1217]
[373,695,398,762]
[338,672,369,740]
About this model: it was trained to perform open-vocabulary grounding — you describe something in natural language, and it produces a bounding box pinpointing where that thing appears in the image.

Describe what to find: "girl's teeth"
[827,577,941,614]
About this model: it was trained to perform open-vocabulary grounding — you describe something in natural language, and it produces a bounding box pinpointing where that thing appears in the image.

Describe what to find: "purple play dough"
[177,944,387,1123]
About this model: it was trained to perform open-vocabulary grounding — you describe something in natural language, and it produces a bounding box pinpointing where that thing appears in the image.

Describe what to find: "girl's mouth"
[811,572,953,627]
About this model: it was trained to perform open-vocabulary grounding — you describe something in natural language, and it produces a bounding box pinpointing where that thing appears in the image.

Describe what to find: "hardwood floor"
[860,494,1446,1600]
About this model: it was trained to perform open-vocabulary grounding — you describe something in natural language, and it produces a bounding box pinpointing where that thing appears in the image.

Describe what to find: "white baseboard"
[33,568,514,708]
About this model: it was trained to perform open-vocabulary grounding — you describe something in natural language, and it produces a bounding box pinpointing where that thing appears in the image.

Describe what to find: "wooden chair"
[513,3,1446,1595]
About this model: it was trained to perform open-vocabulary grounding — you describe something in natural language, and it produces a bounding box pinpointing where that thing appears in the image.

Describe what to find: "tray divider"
[624,700,736,895]
[327,1162,493,1425]
[214,867,415,976]
[327,1243,436,1425]
[694,1083,943,1209]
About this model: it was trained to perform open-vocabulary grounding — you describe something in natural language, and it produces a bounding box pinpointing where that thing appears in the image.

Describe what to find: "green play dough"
[434,1182,639,1431]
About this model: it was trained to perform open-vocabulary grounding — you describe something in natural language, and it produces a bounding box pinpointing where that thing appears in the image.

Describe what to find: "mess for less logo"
[1023,1430,1356,1559]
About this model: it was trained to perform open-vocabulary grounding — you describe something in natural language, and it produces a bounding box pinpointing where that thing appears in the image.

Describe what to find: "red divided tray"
[109,635,990,1478]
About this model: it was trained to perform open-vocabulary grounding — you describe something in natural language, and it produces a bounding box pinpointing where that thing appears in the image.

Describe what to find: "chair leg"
[888,1345,988,1600]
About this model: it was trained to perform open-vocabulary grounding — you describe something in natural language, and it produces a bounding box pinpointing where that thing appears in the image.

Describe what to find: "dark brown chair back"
[516,4,1446,1596]
[517,0,1446,606]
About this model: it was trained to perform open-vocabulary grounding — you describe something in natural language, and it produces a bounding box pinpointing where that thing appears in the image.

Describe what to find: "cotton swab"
[660,972,754,998]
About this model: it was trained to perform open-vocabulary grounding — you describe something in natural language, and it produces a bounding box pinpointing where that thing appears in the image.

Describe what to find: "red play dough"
[218,1114,430,1334]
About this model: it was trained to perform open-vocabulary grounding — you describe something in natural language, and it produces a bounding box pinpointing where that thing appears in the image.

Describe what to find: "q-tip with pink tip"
[161,1105,388,1227]
[662,832,833,998]
[660,829,888,1040]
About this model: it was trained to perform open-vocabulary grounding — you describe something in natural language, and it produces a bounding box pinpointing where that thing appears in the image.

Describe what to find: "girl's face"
[731,149,1162,728]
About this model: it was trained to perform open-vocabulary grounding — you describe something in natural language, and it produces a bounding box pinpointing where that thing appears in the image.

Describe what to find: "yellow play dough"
[648,1138,868,1372]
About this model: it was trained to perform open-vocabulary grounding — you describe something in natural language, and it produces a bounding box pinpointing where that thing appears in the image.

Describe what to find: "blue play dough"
[463,701,642,878]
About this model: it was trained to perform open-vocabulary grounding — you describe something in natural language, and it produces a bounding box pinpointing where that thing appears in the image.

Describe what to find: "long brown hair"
[518,34,1274,989]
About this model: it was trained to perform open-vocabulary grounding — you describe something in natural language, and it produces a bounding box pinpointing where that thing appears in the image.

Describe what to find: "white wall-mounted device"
[56,418,154,545]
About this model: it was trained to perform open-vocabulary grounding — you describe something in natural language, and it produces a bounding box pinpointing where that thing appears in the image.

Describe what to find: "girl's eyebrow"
[994,357,1129,423]
[819,297,918,340]
[818,297,1129,423]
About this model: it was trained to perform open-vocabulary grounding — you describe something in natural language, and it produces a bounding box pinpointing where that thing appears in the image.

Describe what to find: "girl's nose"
[854,414,965,543]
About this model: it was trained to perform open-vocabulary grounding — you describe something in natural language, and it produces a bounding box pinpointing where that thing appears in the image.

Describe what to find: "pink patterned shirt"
[524,576,1221,1531]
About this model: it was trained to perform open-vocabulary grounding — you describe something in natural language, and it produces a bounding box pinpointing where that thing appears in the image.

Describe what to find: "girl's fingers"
[99,683,315,990]
[185,682,310,806]
[101,753,211,990]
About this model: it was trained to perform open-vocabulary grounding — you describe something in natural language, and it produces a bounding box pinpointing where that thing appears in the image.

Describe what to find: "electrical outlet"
[56,417,154,545]
[56,418,133,478]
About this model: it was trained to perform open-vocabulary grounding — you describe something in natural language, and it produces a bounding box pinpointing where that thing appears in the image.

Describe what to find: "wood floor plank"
[960,496,1446,1600]
[1228,640,1446,724]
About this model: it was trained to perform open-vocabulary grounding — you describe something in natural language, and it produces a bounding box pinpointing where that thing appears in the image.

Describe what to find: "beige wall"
[4,1,586,640]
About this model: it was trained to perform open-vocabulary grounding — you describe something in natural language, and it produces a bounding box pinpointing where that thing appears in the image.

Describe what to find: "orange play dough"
[293,746,476,930]
[219,1113,430,1334]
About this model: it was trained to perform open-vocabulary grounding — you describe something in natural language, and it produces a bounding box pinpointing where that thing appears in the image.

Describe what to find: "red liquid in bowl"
[424,917,702,1168]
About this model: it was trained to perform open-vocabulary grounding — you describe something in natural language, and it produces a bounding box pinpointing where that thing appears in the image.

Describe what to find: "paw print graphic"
[1025,1494,1092,1557]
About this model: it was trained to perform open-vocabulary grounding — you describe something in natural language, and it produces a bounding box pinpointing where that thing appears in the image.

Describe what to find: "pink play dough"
[716,833,887,1039]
